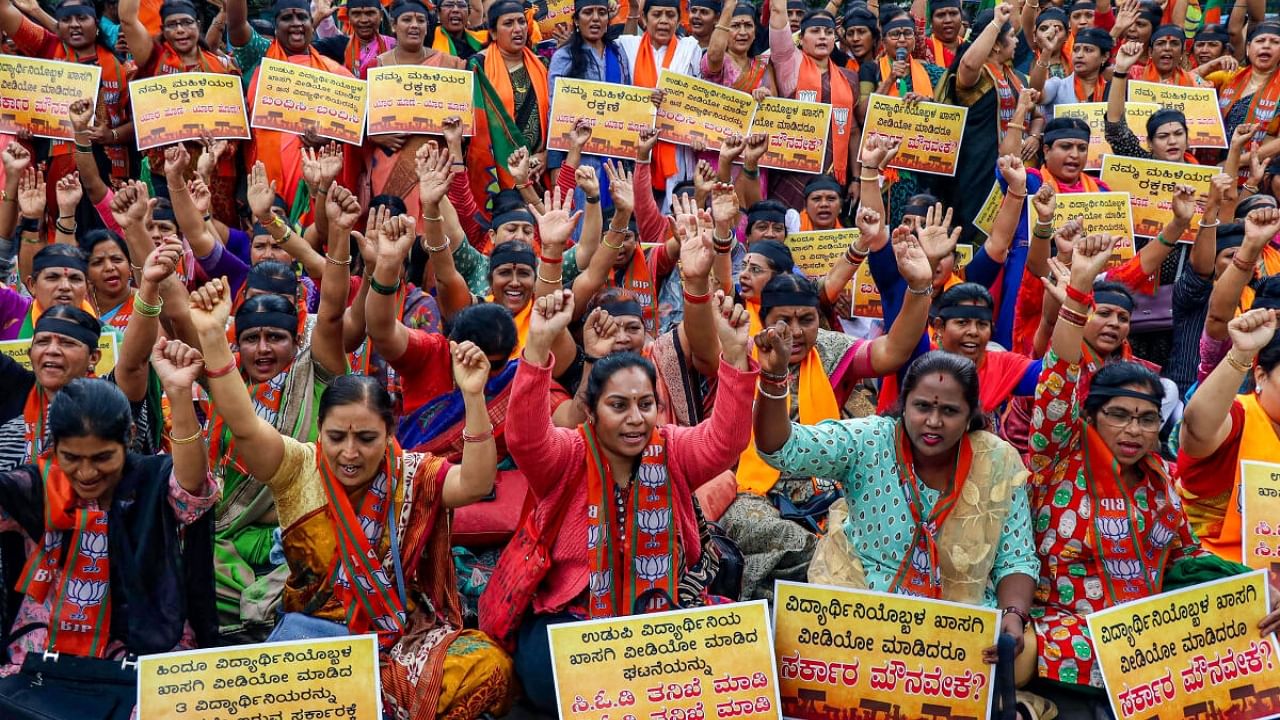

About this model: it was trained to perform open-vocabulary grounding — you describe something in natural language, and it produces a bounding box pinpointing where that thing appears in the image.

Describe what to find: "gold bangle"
[324,253,350,266]
[169,429,202,446]
[714,23,731,31]
[536,270,563,284]
[421,213,443,223]
[1226,351,1256,374]
[1007,122,1026,131]
[859,173,881,182]
[602,235,625,250]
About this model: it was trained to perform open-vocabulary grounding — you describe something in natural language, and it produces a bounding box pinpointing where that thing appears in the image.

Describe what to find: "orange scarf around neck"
[878,54,934,97]
[796,54,854,184]
[633,33,678,191]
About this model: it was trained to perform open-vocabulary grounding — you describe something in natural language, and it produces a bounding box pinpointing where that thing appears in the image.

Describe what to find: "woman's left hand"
[142,237,183,287]
[451,340,492,395]
[713,291,751,369]
[151,337,205,394]
[983,612,1027,664]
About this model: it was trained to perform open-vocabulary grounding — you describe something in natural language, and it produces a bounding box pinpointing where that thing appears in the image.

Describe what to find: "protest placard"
[973,182,1004,236]
[788,228,861,288]
[548,600,781,720]
[655,70,754,151]
[250,57,367,145]
[130,73,248,151]
[859,93,968,176]
[773,581,998,720]
[1099,155,1221,241]
[536,0,574,36]
[137,634,381,719]
[1241,460,1280,571]
[1030,191,1135,265]
[366,65,474,136]
[546,78,656,160]
[1054,102,1160,170]
[0,334,117,377]
[1128,80,1228,149]
[0,56,100,140]
[1085,570,1280,720]
[749,97,831,175]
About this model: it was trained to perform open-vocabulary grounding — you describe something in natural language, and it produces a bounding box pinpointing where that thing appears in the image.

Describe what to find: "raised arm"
[1049,233,1118,365]
[247,162,325,280]
[68,99,111,204]
[51,173,81,247]
[15,165,45,285]
[118,0,157,70]
[869,226,936,375]
[226,0,253,47]
[150,338,210,495]
[165,145,221,258]
[1181,308,1277,458]
[0,0,27,36]
[1135,184,1194,274]
[419,147,474,321]
[441,341,499,507]
[1189,175,1232,278]
[1207,208,1280,340]
[674,192,723,376]
[959,3,1013,90]
[314,185,362,377]
[569,166,627,314]
[821,206,879,305]
[0,143,28,241]
[366,205,416,361]
[116,239,184,403]
[1107,42,1142,125]
[986,155,1029,264]
[705,0,735,76]
[736,133,768,210]
[190,277,286,482]
[857,136,900,252]
[509,289,581,497]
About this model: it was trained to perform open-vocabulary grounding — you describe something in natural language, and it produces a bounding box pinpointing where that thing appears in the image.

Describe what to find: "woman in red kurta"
[480,289,757,714]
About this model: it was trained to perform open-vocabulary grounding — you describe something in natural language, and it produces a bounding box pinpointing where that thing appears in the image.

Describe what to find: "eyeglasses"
[163,17,197,29]
[885,29,914,40]
[1097,407,1162,432]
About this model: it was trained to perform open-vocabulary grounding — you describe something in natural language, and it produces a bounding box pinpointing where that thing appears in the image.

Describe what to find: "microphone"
[896,47,910,97]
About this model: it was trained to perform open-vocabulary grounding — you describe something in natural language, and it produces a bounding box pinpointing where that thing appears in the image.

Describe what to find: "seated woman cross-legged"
[192,270,513,720]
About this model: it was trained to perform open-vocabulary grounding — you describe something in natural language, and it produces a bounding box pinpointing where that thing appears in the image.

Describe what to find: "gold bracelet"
[1226,350,1256,373]
[714,23,731,31]
[536,270,563,284]
[1007,122,1026,131]
[859,173,881,183]
[324,253,350,266]
[421,213,443,223]
[169,429,202,446]
[602,234,625,250]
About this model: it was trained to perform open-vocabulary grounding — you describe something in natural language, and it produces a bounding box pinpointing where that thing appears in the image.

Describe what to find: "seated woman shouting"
[191,269,513,720]
[0,342,217,716]
[481,288,758,714]
[752,330,1038,685]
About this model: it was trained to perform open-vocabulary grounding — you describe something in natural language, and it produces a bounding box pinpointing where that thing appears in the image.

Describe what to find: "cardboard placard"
[130,73,249,150]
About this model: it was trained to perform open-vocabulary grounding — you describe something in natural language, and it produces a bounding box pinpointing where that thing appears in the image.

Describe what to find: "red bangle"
[538,253,563,264]
[683,287,712,304]
[204,359,238,379]
[461,424,494,443]
[1064,284,1092,307]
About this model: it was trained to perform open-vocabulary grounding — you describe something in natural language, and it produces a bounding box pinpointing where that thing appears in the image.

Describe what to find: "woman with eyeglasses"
[431,0,484,59]
[1024,232,1206,712]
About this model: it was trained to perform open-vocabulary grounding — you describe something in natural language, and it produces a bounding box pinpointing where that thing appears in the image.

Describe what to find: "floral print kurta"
[1026,350,1202,688]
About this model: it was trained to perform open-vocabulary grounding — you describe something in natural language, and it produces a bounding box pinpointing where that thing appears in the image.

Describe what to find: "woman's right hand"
[713,291,751,370]
[582,307,619,359]
[1069,233,1117,290]
[526,289,575,361]
[753,318,791,376]
[142,237,183,288]
[151,337,205,395]
[1232,122,1259,149]
[189,277,233,337]
[1228,307,1278,356]
[1031,182,1056,224]
[17,165,46,220]
[1113,41,1143,74]
[451,340,492,395]
[68,98,94,134]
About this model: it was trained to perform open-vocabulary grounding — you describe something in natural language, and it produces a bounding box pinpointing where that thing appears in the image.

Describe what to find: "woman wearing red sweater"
[480,287,757,713]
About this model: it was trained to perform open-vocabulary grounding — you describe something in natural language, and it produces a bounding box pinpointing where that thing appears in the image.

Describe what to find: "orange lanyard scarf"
[633,34,678,191]
[22,385,49,463]
[987,63,1023,134]
[1042,169,1100,193]
[617,250,659,336]
[798,212,842,231]
[889,423,973,599]
[928,35,954,68]
[1219,67,1280,144]
[1072,73,1105,102]
[18,457,113,657]
[797,54,855,183]
[879,54,934,96]
[1138,61,1194,87]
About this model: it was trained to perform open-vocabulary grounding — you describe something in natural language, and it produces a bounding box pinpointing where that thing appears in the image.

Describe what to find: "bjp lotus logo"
[589,570,613,610]
[634,555,671,587]
[79,532,109,574]
[586,524,601,551]
[65,579,108,621]
[636,509,671,549]
[636,464,666,501]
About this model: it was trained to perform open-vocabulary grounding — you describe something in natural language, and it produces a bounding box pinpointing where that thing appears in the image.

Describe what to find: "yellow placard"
[546,78,656,160]
[773,581,998,719]
[1241,460,1280,570]
[548,600,782,720]
[0,333,117,377]
[787,228,860,286]
[137,634,381,719]
[1054,102,1160,170]
[250,57,367,145]
[655,70,755,151]
[1099,155,1221,242]
[0,56,101,141]
[365,65,474,137]
[852,261,882,320]
[130,73,249,151]
[749,97,831,175]
[1085,570,1280,720]
[973,182,1003,236]
[536,0,574,36]
[1128,80,1228,149]
[1029,191,1135,266]
[859,93,968,176]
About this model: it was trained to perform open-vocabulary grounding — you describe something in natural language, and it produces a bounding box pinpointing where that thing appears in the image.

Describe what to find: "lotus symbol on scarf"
[587,524,601,551]
[79,532,109,573]
[636,463,666,502]
[354,573,375,593]
[359,515,381,543]
[373,567,393,589]
[1103,558,1143,580]
[589,570,612,610]
[1096,515,1128,540]
[1147,521,1175,548]
[636,509,671,549]
[65,579,108,621]
[635,555,670,587]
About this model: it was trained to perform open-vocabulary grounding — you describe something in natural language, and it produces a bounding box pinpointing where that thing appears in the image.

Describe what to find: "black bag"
[0,647,138,720]
[771,489,843,535]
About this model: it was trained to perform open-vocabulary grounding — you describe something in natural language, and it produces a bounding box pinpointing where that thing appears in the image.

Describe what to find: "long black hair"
[565,4,629,81]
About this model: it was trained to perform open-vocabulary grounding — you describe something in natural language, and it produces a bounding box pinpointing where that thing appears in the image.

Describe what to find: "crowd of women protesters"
[1,0,1280,715]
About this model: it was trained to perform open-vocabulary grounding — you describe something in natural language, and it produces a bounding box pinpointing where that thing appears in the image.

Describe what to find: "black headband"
[761,289,820,308]
[347,0,382,9]
[488,0,524,27]
[489,245,537,272]
[491,207,535,231]
[1249,23,1280,41]
[747,206,787,229]
[246,272,298,296]
[1146,108,1187,138]
[901,204,930,218]
[937,304,993,322]
[273,0,311,17]
[236,310,298,338]
[33,251,88,276]
[1089,385,1162,407]
[732,2,756,16]
[882,16,913,33]
[805,175,843,197]
[391,1,428,18]
[160,1,197,19]
[1094,290,1134,311]
[1075,27,1114,53]
[1068,0,1095,12]
[800,13,836,31]
[33,316,99,348]
[1037,7,1066,26]
[575,0,610,9]
[748,240,794,272]
[690,0,722,10]
[600,299,645,320]
[787,0,805,9]
[645,0,681,9]
[55,3,96,19]
[931,0,960,11]
[1216,224,1246,256]
[1150,24,1183,44]
[1195,25,1229,43]
[1044,126,1091,147]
